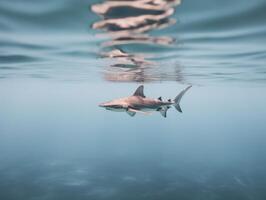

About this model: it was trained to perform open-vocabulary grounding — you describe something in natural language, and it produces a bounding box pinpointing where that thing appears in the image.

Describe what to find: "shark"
[99,85,192,117]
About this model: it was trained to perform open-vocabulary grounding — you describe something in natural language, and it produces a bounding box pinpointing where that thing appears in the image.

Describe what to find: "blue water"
[1,0,266,199]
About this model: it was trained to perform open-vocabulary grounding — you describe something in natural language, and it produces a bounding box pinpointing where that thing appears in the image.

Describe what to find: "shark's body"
[99,85,191,117]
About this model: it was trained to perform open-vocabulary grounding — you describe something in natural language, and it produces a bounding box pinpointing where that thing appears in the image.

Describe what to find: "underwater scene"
[0,0,266,199]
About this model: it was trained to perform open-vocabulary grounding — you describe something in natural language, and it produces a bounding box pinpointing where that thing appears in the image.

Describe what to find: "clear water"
[0,0,266,199]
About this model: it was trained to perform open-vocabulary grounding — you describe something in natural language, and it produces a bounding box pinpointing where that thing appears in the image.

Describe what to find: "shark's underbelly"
[132,103,168,110]
[106,107,125,112]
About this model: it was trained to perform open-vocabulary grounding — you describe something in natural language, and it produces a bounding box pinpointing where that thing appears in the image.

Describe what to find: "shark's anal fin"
[126,110,136,117]
[133,85,145,98]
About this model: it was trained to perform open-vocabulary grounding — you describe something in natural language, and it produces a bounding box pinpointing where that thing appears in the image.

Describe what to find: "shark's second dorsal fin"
[133,85,145,98]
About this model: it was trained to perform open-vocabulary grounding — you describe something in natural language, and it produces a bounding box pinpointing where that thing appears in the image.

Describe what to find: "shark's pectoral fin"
[133,85,145,98]
[126,110,136,117]
[128,108,151,115]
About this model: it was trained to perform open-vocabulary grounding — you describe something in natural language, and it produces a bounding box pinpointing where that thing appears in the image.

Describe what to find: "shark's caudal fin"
[133,85,145,98]
[174,85,192,113]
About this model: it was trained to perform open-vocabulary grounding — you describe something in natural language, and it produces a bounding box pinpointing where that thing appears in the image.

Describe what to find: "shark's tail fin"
[174,85,192,113]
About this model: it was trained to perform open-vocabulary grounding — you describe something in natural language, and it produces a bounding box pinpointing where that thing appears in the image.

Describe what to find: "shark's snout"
[99,101,115,108]
[99,102,107,107]
[99,101,124,110]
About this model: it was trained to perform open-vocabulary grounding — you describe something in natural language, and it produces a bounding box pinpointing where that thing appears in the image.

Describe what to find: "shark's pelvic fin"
[174,85,192,113]
[126,110,136,117]
[133,85,145,98]
[158,106,170,118]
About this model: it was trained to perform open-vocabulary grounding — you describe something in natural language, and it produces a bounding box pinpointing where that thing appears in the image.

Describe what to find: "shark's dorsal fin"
[158,97,162,101]
[133,85,145,98]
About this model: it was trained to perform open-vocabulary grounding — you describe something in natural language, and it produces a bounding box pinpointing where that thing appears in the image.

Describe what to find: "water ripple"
[0,0,265,84]
[91,0,181,82]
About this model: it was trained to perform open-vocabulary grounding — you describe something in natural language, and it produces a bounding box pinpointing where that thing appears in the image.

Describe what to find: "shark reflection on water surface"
[99,85,191,117]
[91,0,183,82]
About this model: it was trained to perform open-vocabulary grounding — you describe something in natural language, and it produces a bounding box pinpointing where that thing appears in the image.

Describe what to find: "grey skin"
[99,85,192,117]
